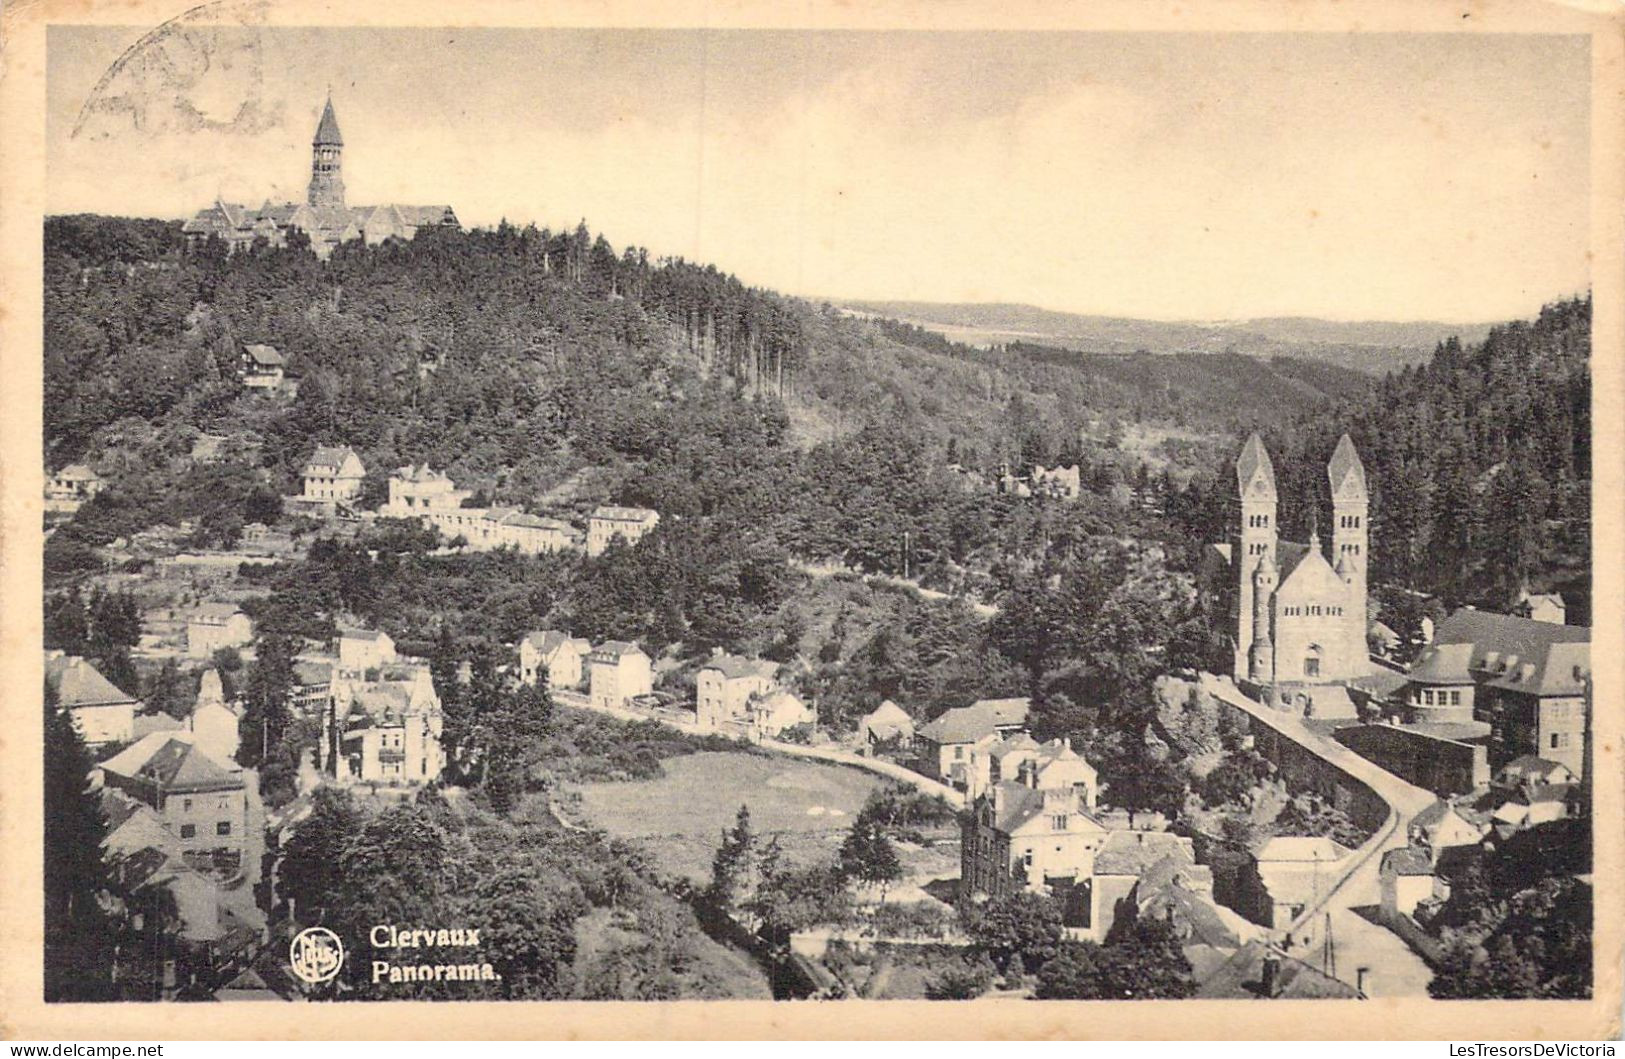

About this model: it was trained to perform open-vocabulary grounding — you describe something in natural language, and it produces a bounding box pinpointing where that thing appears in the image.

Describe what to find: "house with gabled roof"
[323,666,444,786]
[302,445,366,504]
[46,651,138,747]
[337,626,396,672]
[1197,940,1362,999]
[1236,835,1351,929]
[519,630,592,692]
[45,463,104,511]
[695,652,780,732]
[915,697,1030,796]
[94,732,260,886]
[858,700,914,751]
[239,344,287,389]
[587,641,653,709]
[186,602,254,658]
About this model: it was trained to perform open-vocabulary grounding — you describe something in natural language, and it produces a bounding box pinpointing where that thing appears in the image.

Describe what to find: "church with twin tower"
[1207,433,1370,691]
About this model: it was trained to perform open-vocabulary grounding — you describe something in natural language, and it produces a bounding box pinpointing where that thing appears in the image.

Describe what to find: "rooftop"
[99,733,243,794]
[46,654,138,709]
[918,698,1030,744]
[1409,608,1590,696]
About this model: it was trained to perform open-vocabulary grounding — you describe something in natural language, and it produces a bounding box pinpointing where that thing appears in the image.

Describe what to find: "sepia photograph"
[3,0,1621,1041]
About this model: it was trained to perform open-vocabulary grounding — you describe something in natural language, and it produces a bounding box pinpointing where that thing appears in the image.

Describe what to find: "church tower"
[1232,434,1278,678]
[1329,434,1369,675]
[307,95,346,209]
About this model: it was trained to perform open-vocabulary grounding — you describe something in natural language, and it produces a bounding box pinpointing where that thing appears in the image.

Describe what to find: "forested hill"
[44,213,1370,491]
[44,215,1584,619]
[1169,295,1592,619]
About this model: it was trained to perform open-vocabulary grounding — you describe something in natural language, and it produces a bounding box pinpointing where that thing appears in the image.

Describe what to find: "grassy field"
[570,751,885,883]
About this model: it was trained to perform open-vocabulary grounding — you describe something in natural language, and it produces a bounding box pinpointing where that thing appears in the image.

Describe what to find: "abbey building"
[183,96,458,260]
[1203,433,1371,692]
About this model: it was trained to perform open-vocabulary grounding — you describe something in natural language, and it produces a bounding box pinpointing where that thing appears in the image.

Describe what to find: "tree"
[238,634,296,767]
[836,803,904,902]
[43,679,118,1000]
[1034,918,1194,999]
[705,805,759,924]
[141,658,193,720]
[278,786,364,922]
[963,891,1064,975]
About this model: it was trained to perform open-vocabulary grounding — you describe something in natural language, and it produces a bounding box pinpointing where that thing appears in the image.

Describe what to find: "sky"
[47,25,1591,322]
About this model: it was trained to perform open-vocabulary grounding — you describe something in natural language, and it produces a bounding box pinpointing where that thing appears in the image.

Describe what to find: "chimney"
[1356,967,1370,995]
[1261,953,1281,998]
[991,785,1005,815]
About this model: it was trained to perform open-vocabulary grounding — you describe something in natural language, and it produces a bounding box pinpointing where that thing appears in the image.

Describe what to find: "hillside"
[835,299,1497,376]
[43,214,1586,625]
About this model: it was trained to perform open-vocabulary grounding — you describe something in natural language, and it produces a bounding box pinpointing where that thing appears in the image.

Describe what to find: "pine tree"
[43,678,118,1000]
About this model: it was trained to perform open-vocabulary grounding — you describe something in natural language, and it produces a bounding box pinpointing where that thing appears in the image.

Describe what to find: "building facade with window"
[1404,609,1591,777]
[94,733,260,885]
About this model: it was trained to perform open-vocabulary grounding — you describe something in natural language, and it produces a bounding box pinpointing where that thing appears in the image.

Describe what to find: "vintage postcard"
[0,0,1620,1041]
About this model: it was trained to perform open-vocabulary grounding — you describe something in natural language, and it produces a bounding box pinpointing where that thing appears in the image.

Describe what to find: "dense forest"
[1167,297,1592,618]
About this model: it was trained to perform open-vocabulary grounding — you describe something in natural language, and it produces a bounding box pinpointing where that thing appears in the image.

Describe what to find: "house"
[291,659,335,714]
[46,652,139,748]
[518,630,592,691]
[1086,830,1209,943]
[858,700,914,751]
[586,505,660,557]
[1494,754,1578,801]
[989,736,1099,809]
[961,777,1110,905]
[1404,609,1590,777]
[1030,464,1082,500]
[324,667,445,786]
[301,445,366,504]
[476,509,580,555]
[1380,846,1439,917]
[749,688,815,738]
[187,669,241,765]
[1197,941,1362,999]
[337,627,396,672]
[215,950,308,1002]
[186,603,255,658]
[45,463,104,511]
[95,732,261,886]
[239,344,286,389]
[587,641,653,709]
[1235,835,1350,929]
[1408,799,1489,861]
[1514,588,1567,626]
[695,653,780,732]
[381,464,470,517]
[915,697,1030,796]
[961,746,1199,943]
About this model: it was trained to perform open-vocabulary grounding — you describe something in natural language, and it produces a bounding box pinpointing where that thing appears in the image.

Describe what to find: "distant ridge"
[832,299,1498,375]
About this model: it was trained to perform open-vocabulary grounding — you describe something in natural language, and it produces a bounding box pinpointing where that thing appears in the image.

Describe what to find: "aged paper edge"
[0,0,1620,1041]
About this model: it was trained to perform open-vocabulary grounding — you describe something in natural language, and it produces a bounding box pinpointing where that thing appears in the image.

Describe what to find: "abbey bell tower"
[307,95,346,209]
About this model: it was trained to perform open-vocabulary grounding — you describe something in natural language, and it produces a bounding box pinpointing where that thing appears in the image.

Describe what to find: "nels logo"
[289,926,345,984]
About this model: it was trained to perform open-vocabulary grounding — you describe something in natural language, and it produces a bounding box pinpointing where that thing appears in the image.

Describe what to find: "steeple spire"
[313,94,344,147]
